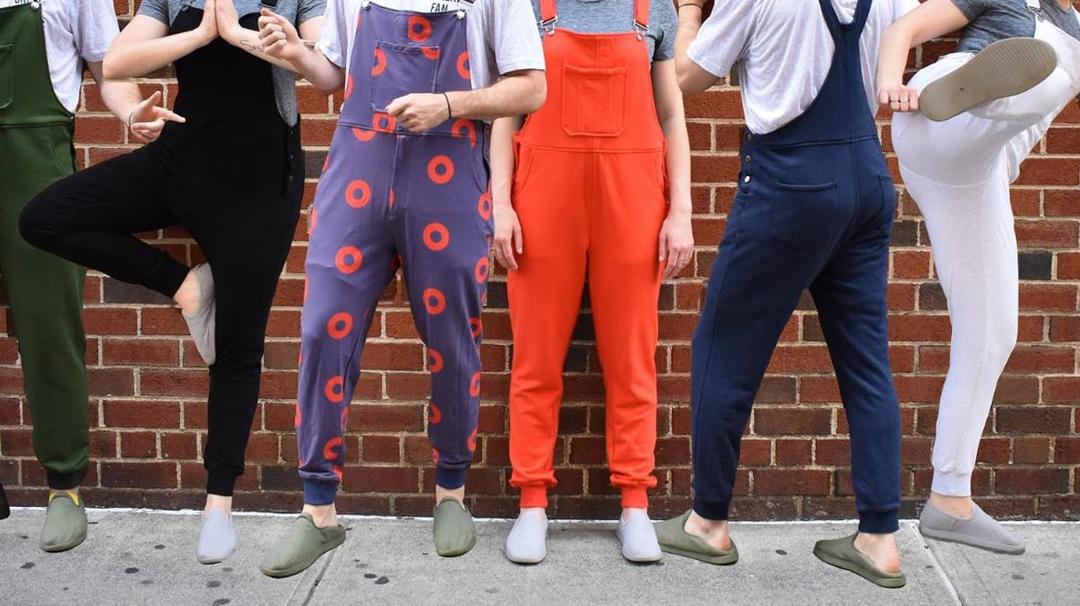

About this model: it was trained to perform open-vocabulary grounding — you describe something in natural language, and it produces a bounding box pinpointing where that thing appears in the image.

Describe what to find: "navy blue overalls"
[690,0,902,534]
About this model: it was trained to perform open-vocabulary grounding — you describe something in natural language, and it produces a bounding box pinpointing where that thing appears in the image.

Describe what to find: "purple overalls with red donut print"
[297,0,492,504]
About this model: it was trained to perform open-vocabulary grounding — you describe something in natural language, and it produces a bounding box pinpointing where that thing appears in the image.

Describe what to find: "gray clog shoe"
[433,499,476,557]
[40,492,87,553]
[260,515,346,578]
[654,510,738,565]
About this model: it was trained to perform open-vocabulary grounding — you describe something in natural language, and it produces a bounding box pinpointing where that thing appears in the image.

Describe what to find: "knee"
[955,314,1018,371]
[18,192,60,250]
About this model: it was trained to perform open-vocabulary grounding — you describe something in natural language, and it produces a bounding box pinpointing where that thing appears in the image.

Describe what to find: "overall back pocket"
[561,64,627,137]
[370,41,439,111]
[768,181,840,250]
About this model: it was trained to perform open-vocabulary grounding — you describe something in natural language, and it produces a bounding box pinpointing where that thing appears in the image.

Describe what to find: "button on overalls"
[297,0,492,503]
[690,0,902,533]
[507,0,668,510]
[0,0,90,491]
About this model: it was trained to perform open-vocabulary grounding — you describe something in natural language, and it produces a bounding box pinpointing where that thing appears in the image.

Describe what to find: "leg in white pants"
[893,52,1073,497]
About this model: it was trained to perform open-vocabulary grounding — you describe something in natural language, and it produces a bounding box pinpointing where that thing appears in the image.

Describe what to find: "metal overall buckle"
[1026,0,1045,21]
[541,16,558,36]
[29,0,41,10]
[633,20,648,40]
[457,0,474,20]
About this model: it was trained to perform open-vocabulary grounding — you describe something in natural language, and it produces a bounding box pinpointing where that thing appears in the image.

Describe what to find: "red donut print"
[427,155,454,184]
[423,288,446,315]
[469,372,481,397]
[372,47,387,76]
[428,348,444,372]
[373,112,397,133]
[408,15,432,42]
[333,464,344,480]
[294,403,302,428]
[474,256,490,284]
[340,405,350,431]
[422,222,450,252]
[345,179,371,208]
[324,375,345,404]
[327,312,353,339]
[469,317,482,338]
[451,119,477,148]
[352,127,376,142]
[344,74,354,100]
[467,427,478,452]
[456,51,470,80]
[477,190,492,220]
[432,448,440,464]
[422,47,440,60]
[429,402,442,425]
[389,190,396,208]
[335,246,363,274]
[323,436,343,461]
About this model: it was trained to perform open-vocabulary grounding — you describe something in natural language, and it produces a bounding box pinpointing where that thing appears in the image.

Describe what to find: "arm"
[490,116,525,271]
[87,61,185,142]
[877,0,971,112]
[102,3,218,80]
[216,0,322,72]
[259,10,345,92]
[652,59,694,279]
[388,70,546,133]
[673,4,719,94]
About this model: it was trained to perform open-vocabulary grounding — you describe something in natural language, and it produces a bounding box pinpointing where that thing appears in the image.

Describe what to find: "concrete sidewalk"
[0,509,1075,606]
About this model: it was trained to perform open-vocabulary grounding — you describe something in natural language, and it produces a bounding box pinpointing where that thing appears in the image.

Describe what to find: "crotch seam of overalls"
[513,142,666,154]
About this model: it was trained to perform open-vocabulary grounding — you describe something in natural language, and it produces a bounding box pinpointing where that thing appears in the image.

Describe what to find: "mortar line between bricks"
[908,523,963,606]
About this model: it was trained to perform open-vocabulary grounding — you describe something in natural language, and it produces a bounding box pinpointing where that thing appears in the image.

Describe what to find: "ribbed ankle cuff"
[303,479,338,506]
[620,487,648,509]
[46,467,86,491]
[693,497,730,522]
[436,466,467,490]
[858,509,899,534]
[520,485,548,509]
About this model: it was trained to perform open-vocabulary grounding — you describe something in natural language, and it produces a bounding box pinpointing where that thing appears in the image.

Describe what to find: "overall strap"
[540,0,558,33]
[850,0,873,37]
[633,0,649,35]
[816,0,873,40]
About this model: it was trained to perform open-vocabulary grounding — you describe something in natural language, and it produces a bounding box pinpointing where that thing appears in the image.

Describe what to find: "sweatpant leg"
[397,134,490,490]
[691,190,833,520]
[809,220,902,534]
[19,145,189,298]
[507,145,590,508]
[297,128,397,505]
[903,164,1018,497]
[588,149,667,509]
[0,124,89,490]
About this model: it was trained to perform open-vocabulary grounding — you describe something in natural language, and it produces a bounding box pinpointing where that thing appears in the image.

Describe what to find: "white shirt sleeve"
[317,0,351,68]
[895,0,921,20]
[487,0,545,75]
[686,0,754,79]
[74,0,121,63]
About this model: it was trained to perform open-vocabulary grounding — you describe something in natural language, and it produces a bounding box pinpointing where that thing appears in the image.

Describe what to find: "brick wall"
[1,2,1078,521]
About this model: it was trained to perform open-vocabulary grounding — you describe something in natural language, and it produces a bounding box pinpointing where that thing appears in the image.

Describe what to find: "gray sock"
[919,500,1024,555]
[196,510,236,564]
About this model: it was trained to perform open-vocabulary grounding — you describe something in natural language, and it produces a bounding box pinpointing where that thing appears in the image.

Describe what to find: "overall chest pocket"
[561,64,627,137]
[0,44,13,111]
[370,41,440,111]
[767,181,840,250]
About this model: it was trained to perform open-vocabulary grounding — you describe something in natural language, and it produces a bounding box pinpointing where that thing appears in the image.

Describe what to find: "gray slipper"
[40,492,87,553]
[196,510,237,564]
[813,533,906,589]
[182,263,216,366]
[919,500,1024,555]
[920,37,1058,122]
[433,499,476,557]
[654,510,738,565]
[259,515,346,578]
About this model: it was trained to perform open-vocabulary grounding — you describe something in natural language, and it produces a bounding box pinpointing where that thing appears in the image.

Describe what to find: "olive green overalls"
[0,0,90,492]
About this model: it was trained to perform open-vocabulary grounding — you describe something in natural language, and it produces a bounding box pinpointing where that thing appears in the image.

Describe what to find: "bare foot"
[854,532,902,574]
[436,484,465,505]
[173,267,201,315]
[204,494,232,516]
[929,491,974,519]
[302,503,339,528]
[682,510,732,550]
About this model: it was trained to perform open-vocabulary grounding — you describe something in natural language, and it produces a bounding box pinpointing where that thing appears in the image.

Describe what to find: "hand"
[215,0,243,45]
[658,209,694,280]
[128,91,186,143]
[196,0,219,45]
[878,83,919,113]
[492,201,524,271]
[386,93,451,132]
[259,9,304,62]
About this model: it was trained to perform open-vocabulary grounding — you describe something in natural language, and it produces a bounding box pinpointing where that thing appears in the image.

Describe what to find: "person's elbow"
[518,70,547,114]
[101,53,123,81]
[676,58,716,95]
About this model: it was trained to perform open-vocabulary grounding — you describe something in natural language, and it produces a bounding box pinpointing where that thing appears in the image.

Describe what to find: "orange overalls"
[508,0,667,510]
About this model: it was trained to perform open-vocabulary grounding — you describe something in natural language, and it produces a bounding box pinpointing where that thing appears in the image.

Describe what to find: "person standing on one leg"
[0,0,178,552]
[255,0,545,577]
[879,0,1080,555]
[492,0,693,565]
[654,0,916,589]
[20,0,325,564]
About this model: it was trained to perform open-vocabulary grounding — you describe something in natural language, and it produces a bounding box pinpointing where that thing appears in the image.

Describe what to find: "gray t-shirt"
[529,0,677,62]
[139,0,326,125]
[952,0,1080,53]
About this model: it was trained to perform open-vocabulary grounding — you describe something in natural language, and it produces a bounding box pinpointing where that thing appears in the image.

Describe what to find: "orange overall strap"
[540,0,558,28]
[633,0,649,31]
